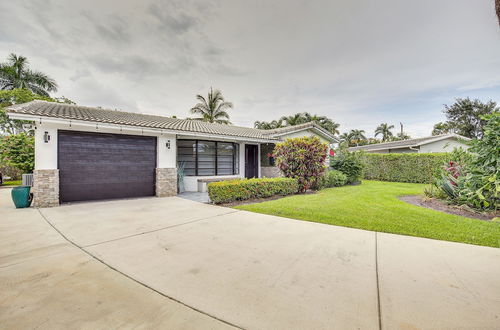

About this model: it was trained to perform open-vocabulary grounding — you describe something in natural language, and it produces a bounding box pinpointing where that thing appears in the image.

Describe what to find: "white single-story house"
[348,134,470,154]
[7,100,337,207]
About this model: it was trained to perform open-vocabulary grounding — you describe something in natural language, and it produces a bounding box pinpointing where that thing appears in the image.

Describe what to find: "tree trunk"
[497,0,500,26]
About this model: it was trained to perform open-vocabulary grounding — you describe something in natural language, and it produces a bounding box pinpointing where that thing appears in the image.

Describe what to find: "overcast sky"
[1,0,499,137]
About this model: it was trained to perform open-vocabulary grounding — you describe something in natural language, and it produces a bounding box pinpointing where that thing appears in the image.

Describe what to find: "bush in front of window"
[207,177,298,204]
[273,136,328,193]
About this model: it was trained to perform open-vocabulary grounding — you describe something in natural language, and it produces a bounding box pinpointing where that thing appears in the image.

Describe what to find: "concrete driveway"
[1,190,499,329]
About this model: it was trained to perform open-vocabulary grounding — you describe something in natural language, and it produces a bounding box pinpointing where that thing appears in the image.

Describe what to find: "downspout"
[409,146,419,152]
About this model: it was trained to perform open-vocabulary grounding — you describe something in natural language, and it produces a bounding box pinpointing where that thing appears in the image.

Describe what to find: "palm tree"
[281,113,307,126]
[0,53,57,96]
[349,129,367,146]
[190,87,233,124]
[303,112,340,135]
[374,123,394,142]
[254,119,284,129]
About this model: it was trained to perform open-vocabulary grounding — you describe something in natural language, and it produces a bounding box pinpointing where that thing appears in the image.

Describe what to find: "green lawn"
[1,180,21,186]
[236,180,500,248]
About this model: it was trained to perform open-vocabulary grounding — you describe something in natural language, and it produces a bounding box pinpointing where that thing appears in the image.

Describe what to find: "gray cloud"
[0,0,499,137]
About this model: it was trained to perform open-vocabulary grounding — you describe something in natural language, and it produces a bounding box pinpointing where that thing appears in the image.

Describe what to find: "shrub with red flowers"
[274,136,328,192]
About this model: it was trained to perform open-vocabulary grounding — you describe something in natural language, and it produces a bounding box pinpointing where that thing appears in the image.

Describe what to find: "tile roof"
[261,121,337,141]
[7,100,280,141]
[348,134,468,152]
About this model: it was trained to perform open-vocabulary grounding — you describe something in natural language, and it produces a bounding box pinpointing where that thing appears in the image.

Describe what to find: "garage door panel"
[58,131,157,202]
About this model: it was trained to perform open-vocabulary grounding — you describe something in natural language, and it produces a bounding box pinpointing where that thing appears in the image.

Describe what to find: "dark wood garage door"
[58,130,157,203]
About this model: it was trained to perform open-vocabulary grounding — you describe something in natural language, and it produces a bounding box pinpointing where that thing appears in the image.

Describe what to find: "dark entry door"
[245,144,258,179]
[58,130,157,203]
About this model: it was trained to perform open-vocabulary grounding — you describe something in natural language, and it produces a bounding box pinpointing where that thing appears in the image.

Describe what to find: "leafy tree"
[190,87,233,124]
[274,136,328,192]
[0,54,58,96]
[0,89,74,134]
[0,133,34,173]
[374,123,394,142]
[438,98,498,139]
[432,122,453,136]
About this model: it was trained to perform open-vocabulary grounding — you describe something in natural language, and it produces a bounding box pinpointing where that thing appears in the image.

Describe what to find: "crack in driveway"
[37,208,245,330]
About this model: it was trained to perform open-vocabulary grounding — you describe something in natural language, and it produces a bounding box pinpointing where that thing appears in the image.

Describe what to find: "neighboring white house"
[348,134,470,154]
[7,100,337,207]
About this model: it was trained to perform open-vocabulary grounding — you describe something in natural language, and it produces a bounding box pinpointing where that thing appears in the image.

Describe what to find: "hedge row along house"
[7,101,337,207]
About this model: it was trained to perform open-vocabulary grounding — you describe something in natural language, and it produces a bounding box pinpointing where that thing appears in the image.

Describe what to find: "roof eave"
[7,112,279,143]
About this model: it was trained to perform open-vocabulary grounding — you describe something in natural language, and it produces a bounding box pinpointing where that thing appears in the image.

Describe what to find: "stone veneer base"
[33,169,60,208]
[156,168,177,197]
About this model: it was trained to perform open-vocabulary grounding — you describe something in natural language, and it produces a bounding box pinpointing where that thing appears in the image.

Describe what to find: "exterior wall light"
[166,140,170,149]
[44,131,50,143]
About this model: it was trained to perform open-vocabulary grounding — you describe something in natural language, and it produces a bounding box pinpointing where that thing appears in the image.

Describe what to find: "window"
[177,140,239,176]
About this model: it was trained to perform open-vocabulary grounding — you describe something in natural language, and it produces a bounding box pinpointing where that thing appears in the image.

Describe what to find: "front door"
[245,144,258,179]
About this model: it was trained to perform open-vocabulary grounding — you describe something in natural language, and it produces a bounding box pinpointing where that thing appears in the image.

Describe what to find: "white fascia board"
[8,113,278,143]
[415,134,470,147]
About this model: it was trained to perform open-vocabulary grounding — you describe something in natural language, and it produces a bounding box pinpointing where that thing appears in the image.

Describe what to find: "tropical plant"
[0,54,58,96]
[349,129,367,146]
[330,149,364,184]
[437,98,498,139]
[0,133,34,173]
[303,112,340,135]
[458,112,500,210]
[280,113,307,126]
[374,123,394,142]
[255,112,340,135]
[254,119,285,129]
[274,136,328,193]
[190,87,233,124]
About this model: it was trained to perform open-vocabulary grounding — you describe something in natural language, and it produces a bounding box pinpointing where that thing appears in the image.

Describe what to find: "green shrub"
[325,170,348,187]
[330,150,364,184]
[207,177,299,204]
[362,153,448,183]
[457,112,499,210]
[0,133,34,174]
[274,136,328,192]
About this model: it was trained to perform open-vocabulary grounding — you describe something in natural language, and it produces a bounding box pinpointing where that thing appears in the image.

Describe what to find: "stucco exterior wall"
[419,138,468,153]
[33,122,177,170]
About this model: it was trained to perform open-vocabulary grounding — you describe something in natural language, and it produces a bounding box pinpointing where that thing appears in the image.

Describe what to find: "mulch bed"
[399,195,498,221]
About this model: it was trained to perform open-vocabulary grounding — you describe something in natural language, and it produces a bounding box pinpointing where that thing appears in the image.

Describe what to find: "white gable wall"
[419,138,468,153]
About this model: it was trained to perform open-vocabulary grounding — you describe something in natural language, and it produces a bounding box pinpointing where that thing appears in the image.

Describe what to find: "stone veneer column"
[32,169,59,208]
[156,168,177,197]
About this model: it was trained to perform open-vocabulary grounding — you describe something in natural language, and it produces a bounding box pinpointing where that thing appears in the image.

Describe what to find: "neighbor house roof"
[6,100,337,142]
[348,134,469,152]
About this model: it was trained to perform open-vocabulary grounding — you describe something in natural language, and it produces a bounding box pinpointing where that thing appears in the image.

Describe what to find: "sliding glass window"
[177,140,239,176]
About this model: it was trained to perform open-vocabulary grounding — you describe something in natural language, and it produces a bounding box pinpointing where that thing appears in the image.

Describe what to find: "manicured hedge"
[207,177,298,204]
[362,153,448,183]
